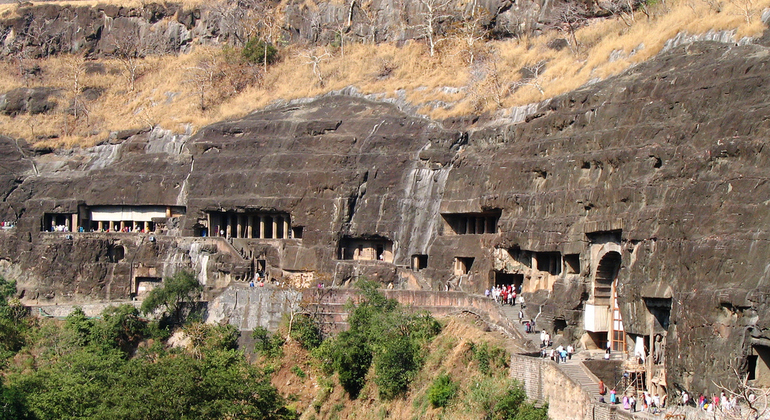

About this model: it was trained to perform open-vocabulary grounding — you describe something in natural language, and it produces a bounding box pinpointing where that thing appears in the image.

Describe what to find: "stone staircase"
[557,361,603,402]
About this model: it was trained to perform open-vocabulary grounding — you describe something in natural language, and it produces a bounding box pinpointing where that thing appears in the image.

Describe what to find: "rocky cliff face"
[0,0,564,59]
[2,36,770,394]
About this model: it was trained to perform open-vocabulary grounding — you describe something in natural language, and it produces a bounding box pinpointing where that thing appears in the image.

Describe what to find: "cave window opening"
[510,249,532,268]
[412,254,428,270]
[454,257,474,275]
[564,254,580,274]
[535,252,562,275]
[750,345,770,386]
[43,213,75,232]
[441,211,501,235]
[109,245,125,263]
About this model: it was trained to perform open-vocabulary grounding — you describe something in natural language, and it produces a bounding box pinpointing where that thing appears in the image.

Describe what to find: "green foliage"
[470,341,510,376]
[63,305,148,355]
[427,373,458,408]
[374,333,420,399]
[140,270,202,323]
[492,385,528,419]
[312,279,441,400]
[242,38,278,65]
[290,365,306,379]
[93,304,147,352]
[253,326,285,359]
[0,276,28,362]
[290,314,322,350]
[11,346,297,420]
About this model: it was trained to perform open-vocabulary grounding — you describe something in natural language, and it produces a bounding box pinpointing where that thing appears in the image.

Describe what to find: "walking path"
[493,298,674,420]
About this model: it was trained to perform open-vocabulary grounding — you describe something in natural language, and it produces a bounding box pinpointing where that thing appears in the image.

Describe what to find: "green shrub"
[252,326,284,359]
[471,341,509,376]
[427,373,457,408]
[290,365,306,379]
[242,38,278,65]
[290,314,322,350]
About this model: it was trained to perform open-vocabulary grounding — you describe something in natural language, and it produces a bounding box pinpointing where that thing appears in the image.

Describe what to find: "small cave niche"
[553,319,568,335]
[292,226,304,239]
[645,298,671,331]
[453,257,474,275]
[510,248,532,268]
[108,245,125,263]
[535,252,561,275]
[411,254,428,271]
[749,344,770,387]
[564,253,581,274]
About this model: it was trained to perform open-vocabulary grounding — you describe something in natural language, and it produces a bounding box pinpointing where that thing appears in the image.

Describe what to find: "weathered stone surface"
[0,87,58,116]
[2,38,770,395]
[0,0,561,58]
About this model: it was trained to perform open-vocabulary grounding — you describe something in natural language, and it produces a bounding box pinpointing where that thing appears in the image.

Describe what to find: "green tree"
[140,270,202,323]
[92,304,147,353]
[242,38,278,66]
[313,279,441,400]
[0,276,27,361]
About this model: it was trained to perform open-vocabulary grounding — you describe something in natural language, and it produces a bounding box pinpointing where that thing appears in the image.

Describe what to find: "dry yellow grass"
[1,0,768,148]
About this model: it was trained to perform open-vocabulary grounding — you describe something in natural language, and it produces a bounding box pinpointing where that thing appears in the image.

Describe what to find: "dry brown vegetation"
[1,0,769,148]
[270,314,517,420]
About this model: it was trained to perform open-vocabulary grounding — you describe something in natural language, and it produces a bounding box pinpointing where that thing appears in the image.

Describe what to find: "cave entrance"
[453,257,474,275]
[411,254,428,270]
[495,272,523,290]
[554,319,568,335]
[135,277,162,297]
[749,345,770,387]
[586,331,609,351]
[595,252,621,306]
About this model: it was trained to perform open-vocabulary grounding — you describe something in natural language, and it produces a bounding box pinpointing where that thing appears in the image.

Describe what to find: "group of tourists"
[485,284,521,306]
[691,390,740,413]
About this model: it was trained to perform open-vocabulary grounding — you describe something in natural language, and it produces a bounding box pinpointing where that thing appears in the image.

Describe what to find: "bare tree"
[62,54,88,135]
[302,49,332,87]
[729,0,756,23]
[111,30,145,92]
[454,4,490,65]
[416,0,454,57]
[512,61,547,96]
[184,52,225,111]
[468,52,511,110]
[714,366,770,420]
[250,3,284,73]
[552,2,588,55]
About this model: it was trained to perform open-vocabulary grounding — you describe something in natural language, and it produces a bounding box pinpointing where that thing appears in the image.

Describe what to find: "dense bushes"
[313,280,441,400]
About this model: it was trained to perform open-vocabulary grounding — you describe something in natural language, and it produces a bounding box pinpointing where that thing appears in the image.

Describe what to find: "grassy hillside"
[1,0,768,148]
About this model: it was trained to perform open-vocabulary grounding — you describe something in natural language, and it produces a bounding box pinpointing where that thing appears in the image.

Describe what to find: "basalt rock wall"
[1,39,770,393]
[0,0,553,59]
